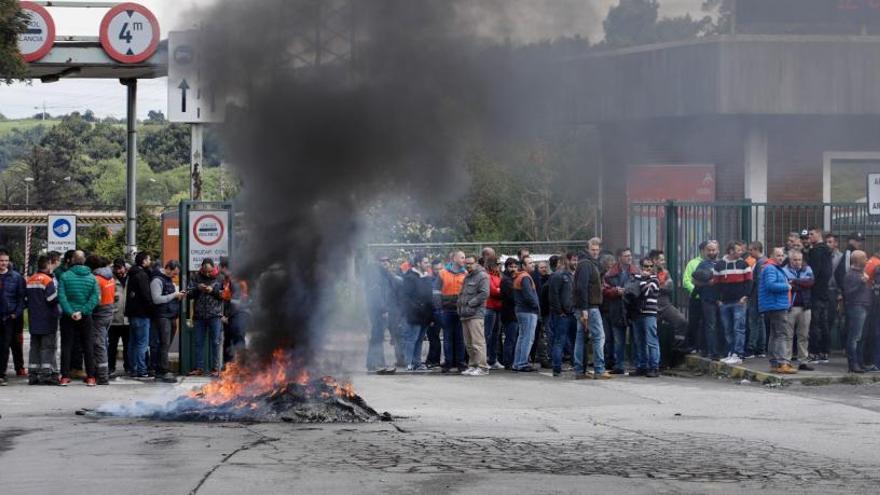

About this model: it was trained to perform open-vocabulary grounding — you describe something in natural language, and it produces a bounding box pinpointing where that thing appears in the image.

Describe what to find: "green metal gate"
[630,201,878,306]
[178,200,235,374]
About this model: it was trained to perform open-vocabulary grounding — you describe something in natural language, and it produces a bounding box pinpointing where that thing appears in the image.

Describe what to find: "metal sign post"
[168,30,226,201]
[191,123,203,200]
[178,200,233,373]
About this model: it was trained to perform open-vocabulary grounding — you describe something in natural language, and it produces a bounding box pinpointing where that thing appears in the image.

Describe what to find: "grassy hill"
[0,118,58,136]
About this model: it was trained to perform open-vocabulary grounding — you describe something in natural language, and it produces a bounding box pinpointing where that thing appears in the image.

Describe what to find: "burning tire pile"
[91,351,390,423]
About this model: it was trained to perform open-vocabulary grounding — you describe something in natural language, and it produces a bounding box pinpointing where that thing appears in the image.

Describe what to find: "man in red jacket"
[483,256,504,370]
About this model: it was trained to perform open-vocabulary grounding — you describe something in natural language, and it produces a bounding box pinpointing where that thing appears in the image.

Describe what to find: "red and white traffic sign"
[188,211,229,267]
[17,1,55,63]
[99,2,160,64]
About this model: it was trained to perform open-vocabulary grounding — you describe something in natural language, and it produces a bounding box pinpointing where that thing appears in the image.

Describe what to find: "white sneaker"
[471,368,489,376]
[727,355,743,365]
[461,368,476,375]
[490,362,505,370]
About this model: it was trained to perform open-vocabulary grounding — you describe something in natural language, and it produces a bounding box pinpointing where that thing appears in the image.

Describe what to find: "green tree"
[141,123,190,172]
[26,114,98,208]
[79,209,162,260]
[603,0,712,48]
[145,110,166,124]
[0,0,27,84]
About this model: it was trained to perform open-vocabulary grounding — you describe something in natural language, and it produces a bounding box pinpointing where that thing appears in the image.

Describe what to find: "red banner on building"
[627,164,716,204]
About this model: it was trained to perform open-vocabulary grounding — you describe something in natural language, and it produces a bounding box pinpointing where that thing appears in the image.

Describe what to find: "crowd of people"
[366,238,667,378]
[365,229,880,377]
[0,250,249,386]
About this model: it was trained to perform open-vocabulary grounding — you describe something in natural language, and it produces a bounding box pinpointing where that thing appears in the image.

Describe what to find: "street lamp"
[24,177,34,210]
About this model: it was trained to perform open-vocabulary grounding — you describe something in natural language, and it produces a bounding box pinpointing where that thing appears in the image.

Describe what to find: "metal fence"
[365,240,589,263]
[630,201,880,306]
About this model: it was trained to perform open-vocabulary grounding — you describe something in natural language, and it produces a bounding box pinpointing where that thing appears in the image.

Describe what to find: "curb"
[683,354,880,386]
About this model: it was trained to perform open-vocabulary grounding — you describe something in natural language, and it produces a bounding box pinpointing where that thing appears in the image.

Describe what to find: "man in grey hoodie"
[458,255,490,376]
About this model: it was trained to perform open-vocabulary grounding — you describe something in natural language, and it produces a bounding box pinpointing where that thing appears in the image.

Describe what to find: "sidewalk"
[684,352,880,385]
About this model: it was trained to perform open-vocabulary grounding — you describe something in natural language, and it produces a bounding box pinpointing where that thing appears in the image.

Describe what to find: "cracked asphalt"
[2,370,880,494]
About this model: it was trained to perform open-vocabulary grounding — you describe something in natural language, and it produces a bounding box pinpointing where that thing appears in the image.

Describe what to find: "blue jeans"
[551,314,576,373]
[441,311,465,369]
[514,312,538,369]
[484,309,499,365]
[403,322,428,368]
[611,324,627,372]
[193,317,222,371]
[720,302,747,357]
[128,317,150,376]
[574,308,606,374]
[366,309,388,370]
[633,315,660,371]
[701,301,721,359]
[502,320,518,366]
[846,305,868,370]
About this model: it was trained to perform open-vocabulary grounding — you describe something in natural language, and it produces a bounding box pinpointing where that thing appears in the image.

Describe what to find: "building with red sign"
[562,0,880,249]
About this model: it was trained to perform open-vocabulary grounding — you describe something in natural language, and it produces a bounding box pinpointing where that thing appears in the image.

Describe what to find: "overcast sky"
[0,0,703,120]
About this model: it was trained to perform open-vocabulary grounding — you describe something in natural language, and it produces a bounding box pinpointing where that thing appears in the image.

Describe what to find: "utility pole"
[122,78,138,260]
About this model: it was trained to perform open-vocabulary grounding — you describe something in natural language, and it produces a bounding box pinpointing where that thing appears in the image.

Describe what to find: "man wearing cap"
[806,228,833,364]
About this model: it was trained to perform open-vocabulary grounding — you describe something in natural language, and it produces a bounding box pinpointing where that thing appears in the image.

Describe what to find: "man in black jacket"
[574,240,611,379]
[500,257,519,368]
[401,254,433,372]
[124,252,153,379]
[806,227,833,363]
[549,252,576,377]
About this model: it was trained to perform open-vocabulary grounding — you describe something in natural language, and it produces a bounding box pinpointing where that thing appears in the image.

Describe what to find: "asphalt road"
[2,370,880,494]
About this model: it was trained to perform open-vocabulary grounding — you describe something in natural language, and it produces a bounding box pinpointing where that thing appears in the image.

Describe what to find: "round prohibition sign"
[18,1,56,63]
[192,214,225,247]
[99,2,160,64]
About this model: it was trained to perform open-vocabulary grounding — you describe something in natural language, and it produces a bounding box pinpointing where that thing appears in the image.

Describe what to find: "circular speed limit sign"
[17,1,55,63]
[99,2,160,64]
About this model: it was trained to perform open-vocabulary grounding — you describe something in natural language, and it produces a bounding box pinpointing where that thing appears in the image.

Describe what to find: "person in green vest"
[682,241,710,354]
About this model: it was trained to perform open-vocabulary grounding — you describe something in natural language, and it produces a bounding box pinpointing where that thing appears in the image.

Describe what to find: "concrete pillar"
[744,125,768,243]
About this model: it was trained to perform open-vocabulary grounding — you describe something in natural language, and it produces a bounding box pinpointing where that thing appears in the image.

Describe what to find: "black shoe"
[441,367,451,374]
[850,367,866,374]
[630,369,647,377]
[609,369,626,375]
[552,370,561,377]
[645,369,659,378]
[798,363,814,371]
[515,366,537,372]
[28,376,39,385]
[97,379,110,386]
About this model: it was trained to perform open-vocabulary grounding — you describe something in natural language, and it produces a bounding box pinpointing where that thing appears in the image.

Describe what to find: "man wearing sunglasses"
[631,258,661,377]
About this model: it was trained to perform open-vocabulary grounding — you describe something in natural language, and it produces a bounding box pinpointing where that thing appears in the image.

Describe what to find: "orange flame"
[187,348,356,406]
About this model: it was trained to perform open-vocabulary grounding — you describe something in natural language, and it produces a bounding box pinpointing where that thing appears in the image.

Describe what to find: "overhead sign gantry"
[15,1,167,260]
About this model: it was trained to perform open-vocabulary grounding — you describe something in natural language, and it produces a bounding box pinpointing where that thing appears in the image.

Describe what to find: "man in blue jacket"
[0,249,26,386]
[761,247,795,374]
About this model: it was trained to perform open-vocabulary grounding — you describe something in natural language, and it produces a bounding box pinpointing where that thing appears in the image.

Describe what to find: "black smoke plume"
[195,0,593,365]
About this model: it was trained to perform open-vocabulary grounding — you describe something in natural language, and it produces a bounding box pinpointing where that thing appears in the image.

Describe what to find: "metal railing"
[630,200,877,307]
